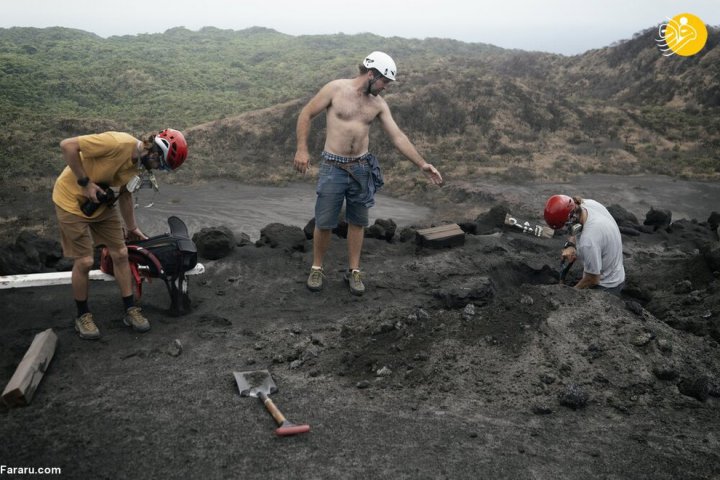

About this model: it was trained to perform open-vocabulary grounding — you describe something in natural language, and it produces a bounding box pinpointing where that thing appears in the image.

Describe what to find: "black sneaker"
[344,269,365,296]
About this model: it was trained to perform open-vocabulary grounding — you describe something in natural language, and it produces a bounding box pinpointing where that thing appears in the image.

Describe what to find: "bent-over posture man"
[544,194,625,295]
[294,51,443,296]
[53,129,188,339]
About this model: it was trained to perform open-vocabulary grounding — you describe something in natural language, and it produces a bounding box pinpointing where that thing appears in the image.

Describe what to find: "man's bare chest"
[330,94,380,124]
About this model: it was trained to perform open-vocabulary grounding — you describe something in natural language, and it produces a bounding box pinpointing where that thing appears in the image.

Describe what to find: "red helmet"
[544,195,576,229]
[154,128,188,170]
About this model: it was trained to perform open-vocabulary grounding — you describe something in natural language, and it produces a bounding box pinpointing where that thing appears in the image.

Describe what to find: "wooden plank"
[416,223,465,249]
[0,263,205,290]
[423,230,462,241]
[417,224,462,235]
[0,270,115,289]
[2,328,58,407]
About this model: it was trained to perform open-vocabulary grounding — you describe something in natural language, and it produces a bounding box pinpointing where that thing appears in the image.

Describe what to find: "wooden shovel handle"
[257,391,310,436]
[258,391,286,426]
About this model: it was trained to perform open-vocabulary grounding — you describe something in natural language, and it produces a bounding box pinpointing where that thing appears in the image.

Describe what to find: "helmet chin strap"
[366,72,383,95]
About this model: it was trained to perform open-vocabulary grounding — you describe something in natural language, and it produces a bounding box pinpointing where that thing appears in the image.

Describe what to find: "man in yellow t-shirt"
[52,129,188,339]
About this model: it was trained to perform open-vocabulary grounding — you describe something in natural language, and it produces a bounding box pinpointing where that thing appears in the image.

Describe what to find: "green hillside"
[0,26,718,187]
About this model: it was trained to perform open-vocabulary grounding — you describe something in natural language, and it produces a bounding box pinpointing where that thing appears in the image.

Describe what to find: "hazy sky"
[2,0,718,55]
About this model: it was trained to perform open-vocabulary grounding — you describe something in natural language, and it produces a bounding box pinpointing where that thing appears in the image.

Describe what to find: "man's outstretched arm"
[377,102,443,185]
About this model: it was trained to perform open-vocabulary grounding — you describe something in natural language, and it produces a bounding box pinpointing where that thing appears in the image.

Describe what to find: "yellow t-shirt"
[52,132,139,218]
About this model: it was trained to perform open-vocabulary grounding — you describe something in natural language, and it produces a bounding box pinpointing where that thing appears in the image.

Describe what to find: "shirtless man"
[293,51,443,296]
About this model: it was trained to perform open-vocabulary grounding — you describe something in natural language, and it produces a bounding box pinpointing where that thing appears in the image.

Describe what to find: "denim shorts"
[315,160,371,229]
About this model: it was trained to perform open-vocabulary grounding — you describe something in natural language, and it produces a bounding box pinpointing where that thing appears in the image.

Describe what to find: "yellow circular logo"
[658,13,708,56]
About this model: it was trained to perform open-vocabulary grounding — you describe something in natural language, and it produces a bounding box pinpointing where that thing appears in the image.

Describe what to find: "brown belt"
[323,159,367,184]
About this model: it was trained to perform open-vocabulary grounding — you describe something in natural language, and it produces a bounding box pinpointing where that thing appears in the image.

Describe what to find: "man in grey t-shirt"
[544,195,625,295]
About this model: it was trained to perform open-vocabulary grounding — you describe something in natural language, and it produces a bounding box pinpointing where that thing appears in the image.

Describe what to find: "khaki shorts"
[55,205,125,258]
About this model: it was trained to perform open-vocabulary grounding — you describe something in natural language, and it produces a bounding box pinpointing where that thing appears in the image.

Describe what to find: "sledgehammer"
[559,258,575,284]
[559,240,576,284]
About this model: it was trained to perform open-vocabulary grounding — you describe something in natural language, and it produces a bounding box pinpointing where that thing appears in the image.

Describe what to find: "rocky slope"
[1,180,719,478]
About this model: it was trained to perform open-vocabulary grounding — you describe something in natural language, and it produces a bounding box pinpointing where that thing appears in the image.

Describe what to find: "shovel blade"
[233,369,278,398]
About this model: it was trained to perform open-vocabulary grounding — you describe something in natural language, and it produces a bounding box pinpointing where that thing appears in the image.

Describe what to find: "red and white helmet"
[363,51,396,81]
[154,128,188,171]
[544,195,576,229]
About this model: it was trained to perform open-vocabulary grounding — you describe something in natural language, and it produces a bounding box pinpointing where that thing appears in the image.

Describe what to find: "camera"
[81,185,116,216]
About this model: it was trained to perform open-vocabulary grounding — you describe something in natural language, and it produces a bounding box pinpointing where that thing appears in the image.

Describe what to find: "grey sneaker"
[306,267,324,292]
[75,312,100,340]
[344,269,365,296]
[123,306,151,333]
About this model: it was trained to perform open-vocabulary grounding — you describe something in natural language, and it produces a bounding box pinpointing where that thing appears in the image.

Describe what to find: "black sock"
[122,295,135,311]
[75,299,89,317]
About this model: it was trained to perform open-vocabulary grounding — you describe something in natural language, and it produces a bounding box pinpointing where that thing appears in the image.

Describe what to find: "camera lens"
[81,188,114,216]
[81,198,100,216]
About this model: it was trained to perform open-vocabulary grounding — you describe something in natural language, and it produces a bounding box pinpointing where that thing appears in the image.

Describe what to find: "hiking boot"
[306,267,324,292]
[344,269,365,296]
[123,306,151,333]
[75,312,100,340]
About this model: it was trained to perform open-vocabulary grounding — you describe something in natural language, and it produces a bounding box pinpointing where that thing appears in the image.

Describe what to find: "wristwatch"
[77,176,90,187]
[563,241,576,249]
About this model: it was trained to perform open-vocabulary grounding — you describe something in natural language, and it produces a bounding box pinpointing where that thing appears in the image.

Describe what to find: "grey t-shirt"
[576,199,625,288]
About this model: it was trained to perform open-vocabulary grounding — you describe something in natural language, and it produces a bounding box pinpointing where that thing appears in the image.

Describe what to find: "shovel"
[233,369,310,437]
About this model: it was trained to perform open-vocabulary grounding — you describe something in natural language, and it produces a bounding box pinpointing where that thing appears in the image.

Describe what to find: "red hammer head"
[276,422,311,437]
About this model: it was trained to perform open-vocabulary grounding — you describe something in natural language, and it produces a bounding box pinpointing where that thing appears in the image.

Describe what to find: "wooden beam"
[2,328,58,408]
[416,223,465,249]
[0,270,114,289]
[0,263,205,290]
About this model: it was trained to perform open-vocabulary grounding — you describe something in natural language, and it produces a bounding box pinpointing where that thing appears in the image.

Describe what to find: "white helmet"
[363,51,396,81]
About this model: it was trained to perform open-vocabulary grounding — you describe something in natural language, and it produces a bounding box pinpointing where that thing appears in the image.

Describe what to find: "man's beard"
[368,83,382,96]
[140,153,154,170]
